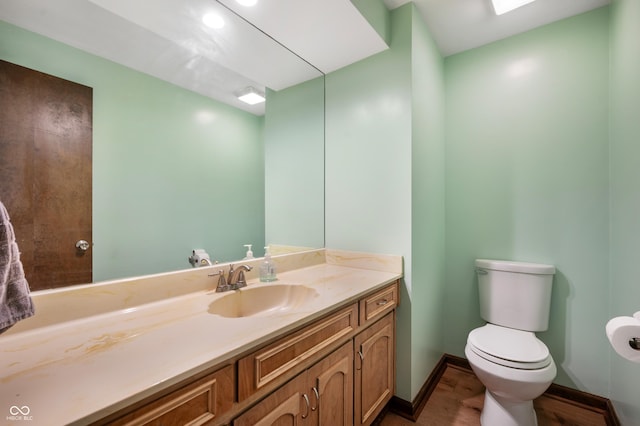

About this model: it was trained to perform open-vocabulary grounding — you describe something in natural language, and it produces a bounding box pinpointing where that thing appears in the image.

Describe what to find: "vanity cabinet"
[102,281,398,426]
[354,312,395,426]
[234,341,353,426]
[234,282,396,426]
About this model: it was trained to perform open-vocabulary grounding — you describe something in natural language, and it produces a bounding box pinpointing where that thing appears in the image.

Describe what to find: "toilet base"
[480,389,538,426]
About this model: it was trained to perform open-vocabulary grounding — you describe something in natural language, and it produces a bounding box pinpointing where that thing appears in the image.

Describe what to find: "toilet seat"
[468,324,551,370]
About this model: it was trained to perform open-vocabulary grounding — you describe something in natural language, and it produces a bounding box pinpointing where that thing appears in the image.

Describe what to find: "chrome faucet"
[209,264,253,292]
[227,264,253,289]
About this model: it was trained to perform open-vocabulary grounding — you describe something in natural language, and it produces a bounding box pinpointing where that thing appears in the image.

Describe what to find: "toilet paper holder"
[630,337,640,350]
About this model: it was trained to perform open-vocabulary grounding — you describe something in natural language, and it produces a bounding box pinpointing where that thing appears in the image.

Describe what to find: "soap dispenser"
[243,244,254,260]
[260,246,277,282]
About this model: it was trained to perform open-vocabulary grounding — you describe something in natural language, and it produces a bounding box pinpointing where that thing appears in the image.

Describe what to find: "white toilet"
[465,259,556,426]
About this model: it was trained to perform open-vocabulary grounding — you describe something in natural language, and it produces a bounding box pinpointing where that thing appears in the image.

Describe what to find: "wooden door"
[234,374,307,426]
[354,313,395,426]
[0,60,92,290]
[307,341,353,426]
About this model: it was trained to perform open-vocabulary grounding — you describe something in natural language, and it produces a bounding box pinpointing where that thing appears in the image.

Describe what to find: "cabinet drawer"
[359,282,398,325]
[109,365,234,426]
[238,303,358,401]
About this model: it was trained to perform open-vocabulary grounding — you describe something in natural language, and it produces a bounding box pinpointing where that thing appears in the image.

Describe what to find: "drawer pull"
[302,393,310,419]
[356,350,364,370]
[311,387,319,411]
[376,299,389,306]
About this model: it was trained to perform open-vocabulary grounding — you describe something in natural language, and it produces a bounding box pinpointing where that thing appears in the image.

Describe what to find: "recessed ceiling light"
[202,13,225,29]
[237,87,265,105]
[236,0,258,6]
[491,0,536,15]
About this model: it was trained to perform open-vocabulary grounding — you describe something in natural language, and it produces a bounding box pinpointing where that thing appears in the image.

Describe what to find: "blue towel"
[0,200,34,334]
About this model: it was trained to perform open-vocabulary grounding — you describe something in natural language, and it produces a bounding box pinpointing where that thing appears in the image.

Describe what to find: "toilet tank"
[475,259,556,332]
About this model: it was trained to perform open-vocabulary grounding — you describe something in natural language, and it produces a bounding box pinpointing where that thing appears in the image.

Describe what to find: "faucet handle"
[209,270,229,292]
[227,264,235,281]
[235,270,247,289]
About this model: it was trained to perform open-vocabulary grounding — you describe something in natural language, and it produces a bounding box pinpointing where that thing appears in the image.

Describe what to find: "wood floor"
[380,364,609,426]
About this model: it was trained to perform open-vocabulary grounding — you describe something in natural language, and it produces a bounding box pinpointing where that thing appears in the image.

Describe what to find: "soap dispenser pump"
[243,244,254,260]
[260,246,277,282]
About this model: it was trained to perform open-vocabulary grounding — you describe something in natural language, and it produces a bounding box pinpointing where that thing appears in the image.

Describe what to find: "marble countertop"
[0,249,402,425]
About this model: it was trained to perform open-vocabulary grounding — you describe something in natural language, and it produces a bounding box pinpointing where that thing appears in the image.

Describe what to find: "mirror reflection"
[0,0,325,289]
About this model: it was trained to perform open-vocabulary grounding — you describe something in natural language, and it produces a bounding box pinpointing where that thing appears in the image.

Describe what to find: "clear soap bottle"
[260,246,277,282]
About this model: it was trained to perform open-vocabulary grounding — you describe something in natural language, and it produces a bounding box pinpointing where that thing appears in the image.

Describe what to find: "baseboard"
[544,382,621,426]
[388,353,621,426]
[387,354,452,421]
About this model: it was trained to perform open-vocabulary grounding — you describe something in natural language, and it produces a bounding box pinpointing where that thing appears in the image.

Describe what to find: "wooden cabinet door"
[234,374,307,426]
[354,313,395,426]
[307,341,353,426]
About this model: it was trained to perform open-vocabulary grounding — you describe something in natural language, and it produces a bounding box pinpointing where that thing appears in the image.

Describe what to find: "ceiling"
[386,0,611,56]
[0,0,387,115]
[0,0,611,114]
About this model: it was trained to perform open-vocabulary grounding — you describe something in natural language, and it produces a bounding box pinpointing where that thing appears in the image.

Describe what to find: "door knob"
[76,240,90,252]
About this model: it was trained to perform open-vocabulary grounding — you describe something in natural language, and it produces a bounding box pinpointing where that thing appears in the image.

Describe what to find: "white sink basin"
[208,284,319,318]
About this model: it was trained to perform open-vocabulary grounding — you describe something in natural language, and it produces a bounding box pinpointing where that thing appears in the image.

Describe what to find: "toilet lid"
[468,324,551,369]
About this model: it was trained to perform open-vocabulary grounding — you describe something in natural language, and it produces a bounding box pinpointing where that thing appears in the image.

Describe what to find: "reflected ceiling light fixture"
[237,87,265,105]
[202,12,225,29]
[236,0,258,6]
[491,0,536,15]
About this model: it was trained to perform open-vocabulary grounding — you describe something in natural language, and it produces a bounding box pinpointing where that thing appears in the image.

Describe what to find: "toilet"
[465,259,556,426]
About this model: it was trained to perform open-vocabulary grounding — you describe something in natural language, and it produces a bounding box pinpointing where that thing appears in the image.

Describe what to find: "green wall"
[0,20,265,281]
[444,8,610,395]
[609,0,640,423]
[264,77,325,249]
[325,4,446,400]
[410,6,446,400]
[350,0,391,45]
[326,5,412,399]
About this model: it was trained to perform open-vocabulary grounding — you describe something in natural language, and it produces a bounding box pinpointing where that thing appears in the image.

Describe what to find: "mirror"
[0,0,325,285]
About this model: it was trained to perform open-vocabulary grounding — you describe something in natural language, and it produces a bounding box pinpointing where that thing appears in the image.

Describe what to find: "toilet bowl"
[468,259,557,426]
[465,324,556,426]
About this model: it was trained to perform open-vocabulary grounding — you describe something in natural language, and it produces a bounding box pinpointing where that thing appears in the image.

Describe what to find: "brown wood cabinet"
[306,341,354,426]
[234,283,398,426]
[234,341,354,426]
[107,364,234,426]
[234,374,307,426]
[354,312,395,426]
[238,304,358,401]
